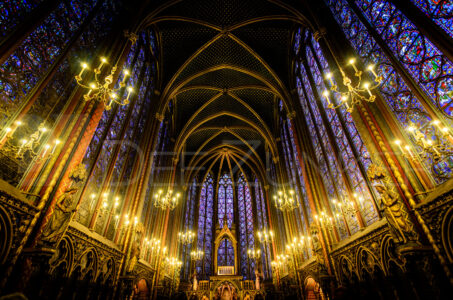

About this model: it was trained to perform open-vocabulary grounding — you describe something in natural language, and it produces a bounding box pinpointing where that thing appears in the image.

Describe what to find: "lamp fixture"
[178,230,195,245]
[154,189,181,210]
[75,57,134,110]
[323,58,382,113]
[273,189,298,211]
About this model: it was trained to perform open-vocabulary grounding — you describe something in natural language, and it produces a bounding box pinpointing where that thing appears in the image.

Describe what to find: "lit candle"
[126,86,133,100]
[1,127,12,143]
[17,139,27,155]
[325,72,334,86]
[394,140,404,153]
[404,145,414,160]
[363,82,372,97]
[349,58,358,72]
[367,64,377,77]
[51,139,60,154]
[98,57,107,70]
[79,62,88,77]
[323,90,331,106]
[41,144,50,158]
[121,69,130,83]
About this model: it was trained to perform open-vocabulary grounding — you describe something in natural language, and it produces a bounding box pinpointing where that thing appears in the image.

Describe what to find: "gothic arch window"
[197,173,214,279]
[76,31,157,237]
[218,173,234,228]
[294,29,379,238]
[254,176,271,278]
[324,0,453,182]
[217,238,234,267]
[237,173,255,279]
[181,177,198,280]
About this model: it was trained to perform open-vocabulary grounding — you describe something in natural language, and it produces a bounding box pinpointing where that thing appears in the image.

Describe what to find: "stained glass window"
[182,178,197,280]
[238,173,255,279]
[197,173,214,279]
[293,28,381,238]
[218,173,234,228]
[410,0,453,38]
[254,177,271,278]
[0,0,43,39]
[324,0,453,181]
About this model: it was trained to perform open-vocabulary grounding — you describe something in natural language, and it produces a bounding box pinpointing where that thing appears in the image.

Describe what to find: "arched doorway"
[305,277,326,300]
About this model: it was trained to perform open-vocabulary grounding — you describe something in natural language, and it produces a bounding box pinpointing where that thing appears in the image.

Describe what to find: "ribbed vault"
[137,0,313,187]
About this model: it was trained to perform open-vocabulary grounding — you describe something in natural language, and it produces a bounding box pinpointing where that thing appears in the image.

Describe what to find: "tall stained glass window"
[182,178,197,280]
[197,173,214,279]
[238,173,255,279]
[254,176,271,278]
[324,0,453,181]
[294,28,379,238]
[218,173,234,228]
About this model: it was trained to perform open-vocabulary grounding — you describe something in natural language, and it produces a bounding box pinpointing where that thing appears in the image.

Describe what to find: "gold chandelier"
[178,230,195,245]
[323,58,382,113]
[256,229,274,244]
[75,57,134,110]
[395,120,453,165]
[247,248,261,260]
[273,189,298,211]
[153,189,181,210]
[0,121,60,161]
[190,249,204,261]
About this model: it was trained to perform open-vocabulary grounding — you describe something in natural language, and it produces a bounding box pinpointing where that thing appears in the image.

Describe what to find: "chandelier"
[75,57,134,110]
[395,120,453,165]
[0,121,60,161]
[256,229,274,244]
[314,211,334,231]
[247,248,261,260]
[273,189,298,211]
[323,58,382,113]
[190,249,204,261]
[153,189,181,210]
[332,196,356,218]
[178,230,195,245]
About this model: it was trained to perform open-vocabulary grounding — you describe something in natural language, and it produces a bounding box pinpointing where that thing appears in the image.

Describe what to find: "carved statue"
[255,269,261,290]
[126,223,144,273]
[367,164,418,244]
[41,187,78,244]
[191,269,198,291]
[40,164,86,246]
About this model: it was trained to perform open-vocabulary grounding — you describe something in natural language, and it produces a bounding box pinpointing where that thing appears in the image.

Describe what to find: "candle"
[98,57,107,70]
[41,144,50,158]
[367,64,377,77]
[349,58,358,72]
[323,90,331,106]
[363,82,372,97]
[394,140,404,153]
[51,139,60,154]
[126,86,133,100]
[325,72,334,86]
[79,62,88,77]
[121,69,130,83]
[1,127,12,143]
[17,139,27,155]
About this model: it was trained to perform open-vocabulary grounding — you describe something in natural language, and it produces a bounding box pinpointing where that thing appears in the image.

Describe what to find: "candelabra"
[273,189,298,211]
[75,57,134,110]
[153,189,181,210]
[247,248,261,260]
[178,230,195,245]
[190,249,204,261]
[323,58,382,113]
[332,196,356,218]
[256,229,273,244]
[0,121,60,162]
[143,237,163,262]
[314,211,334,231]
[395,120,453,166]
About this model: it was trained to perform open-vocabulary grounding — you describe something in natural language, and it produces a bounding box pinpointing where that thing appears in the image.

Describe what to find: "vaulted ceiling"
[139,0,314,184]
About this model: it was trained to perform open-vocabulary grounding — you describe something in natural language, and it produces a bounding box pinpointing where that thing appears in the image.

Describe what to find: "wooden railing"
[217,266,234,275]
